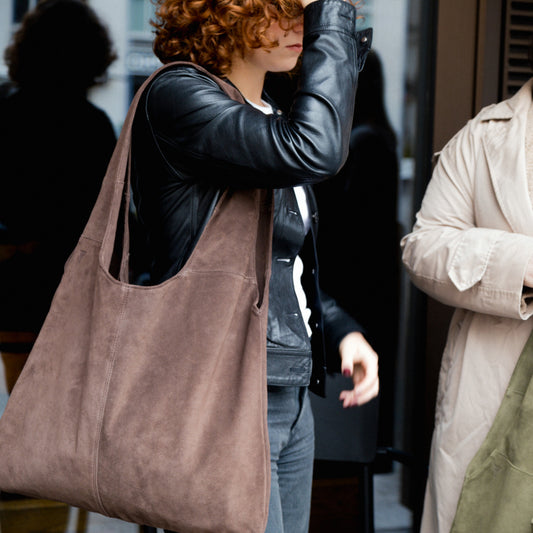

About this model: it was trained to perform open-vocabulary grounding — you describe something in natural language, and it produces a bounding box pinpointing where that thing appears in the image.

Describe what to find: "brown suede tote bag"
[0,62,273,533]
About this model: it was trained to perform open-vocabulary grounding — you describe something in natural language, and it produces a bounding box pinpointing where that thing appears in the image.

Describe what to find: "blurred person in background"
[0,0,117,393]
[314,49,400,464]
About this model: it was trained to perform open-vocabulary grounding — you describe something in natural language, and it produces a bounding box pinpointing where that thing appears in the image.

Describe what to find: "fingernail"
[343,369,351,377]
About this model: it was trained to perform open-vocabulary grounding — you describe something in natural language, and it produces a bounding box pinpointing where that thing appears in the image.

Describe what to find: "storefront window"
[12,0,37,23]
[12,0,29,23]
[129,0,156,34]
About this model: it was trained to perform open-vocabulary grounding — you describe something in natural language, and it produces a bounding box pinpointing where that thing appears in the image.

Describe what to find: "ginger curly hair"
[152,0,305,76]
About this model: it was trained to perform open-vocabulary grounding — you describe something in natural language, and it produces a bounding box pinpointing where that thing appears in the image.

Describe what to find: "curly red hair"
[152,0,306,76]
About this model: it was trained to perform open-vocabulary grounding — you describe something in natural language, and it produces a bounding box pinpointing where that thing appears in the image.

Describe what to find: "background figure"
[314,50,400,464]
[0,0,117,393]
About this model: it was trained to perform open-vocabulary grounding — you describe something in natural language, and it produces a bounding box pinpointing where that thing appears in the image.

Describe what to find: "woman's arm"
[401,120,533,320]
[146,0,370,188]
[318,290,379,407]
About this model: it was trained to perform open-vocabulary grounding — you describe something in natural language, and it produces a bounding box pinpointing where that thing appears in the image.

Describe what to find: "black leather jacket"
[131,0,370,395]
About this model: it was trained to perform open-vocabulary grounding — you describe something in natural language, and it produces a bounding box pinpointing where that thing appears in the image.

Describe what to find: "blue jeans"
[265,385,315,533]
[164,386,314,533]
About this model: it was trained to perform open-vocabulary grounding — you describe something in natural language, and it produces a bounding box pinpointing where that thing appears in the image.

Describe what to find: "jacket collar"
[481,78,533,234]
[479,78,533,122]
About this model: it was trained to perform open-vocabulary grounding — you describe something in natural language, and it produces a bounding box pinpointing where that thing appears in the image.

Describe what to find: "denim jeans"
[265,385,315,533]
[164,385,314,533]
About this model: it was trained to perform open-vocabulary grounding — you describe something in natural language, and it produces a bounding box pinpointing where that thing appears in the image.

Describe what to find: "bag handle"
[80,61,244,281]
[254,188,274,308]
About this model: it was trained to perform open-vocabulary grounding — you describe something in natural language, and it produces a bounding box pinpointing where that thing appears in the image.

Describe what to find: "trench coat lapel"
[482,79,533,236]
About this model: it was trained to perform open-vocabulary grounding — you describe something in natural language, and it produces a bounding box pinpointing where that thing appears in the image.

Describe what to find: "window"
[12,0,37,23]
[129,0,156,35]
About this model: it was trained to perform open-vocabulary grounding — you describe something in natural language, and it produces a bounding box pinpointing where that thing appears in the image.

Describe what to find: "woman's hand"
[338,332,379,408]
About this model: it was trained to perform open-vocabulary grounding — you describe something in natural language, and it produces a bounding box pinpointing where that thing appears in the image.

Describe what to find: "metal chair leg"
[361,463,375,533]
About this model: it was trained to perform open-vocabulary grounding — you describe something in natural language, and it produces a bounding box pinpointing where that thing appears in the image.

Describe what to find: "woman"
[131,0,379,531]
[401,60,533,532]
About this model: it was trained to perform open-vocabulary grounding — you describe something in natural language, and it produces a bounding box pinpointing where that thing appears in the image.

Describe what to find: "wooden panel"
[475,0,505,111]
[433,0,479,151]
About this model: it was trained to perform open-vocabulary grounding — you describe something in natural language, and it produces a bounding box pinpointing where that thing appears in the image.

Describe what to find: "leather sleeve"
[144,0,371,188]
[320,288,364,372]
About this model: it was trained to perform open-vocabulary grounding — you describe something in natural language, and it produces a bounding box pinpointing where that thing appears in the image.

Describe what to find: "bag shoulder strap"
[80,62,245,274]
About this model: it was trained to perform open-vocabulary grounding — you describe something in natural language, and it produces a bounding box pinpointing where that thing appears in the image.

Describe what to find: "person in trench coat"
[401,76,533,533]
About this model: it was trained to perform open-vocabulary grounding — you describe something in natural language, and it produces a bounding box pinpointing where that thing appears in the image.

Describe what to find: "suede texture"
[450,329,533,533]
[0,63,273,533]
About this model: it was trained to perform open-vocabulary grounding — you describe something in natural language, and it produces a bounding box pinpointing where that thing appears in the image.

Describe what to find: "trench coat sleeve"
[401,120,533,320]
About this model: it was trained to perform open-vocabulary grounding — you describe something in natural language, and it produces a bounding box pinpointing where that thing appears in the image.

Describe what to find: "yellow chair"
[0,495,89,533]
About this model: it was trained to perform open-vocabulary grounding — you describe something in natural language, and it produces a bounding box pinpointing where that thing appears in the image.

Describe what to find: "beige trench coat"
[401,79,533,533]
